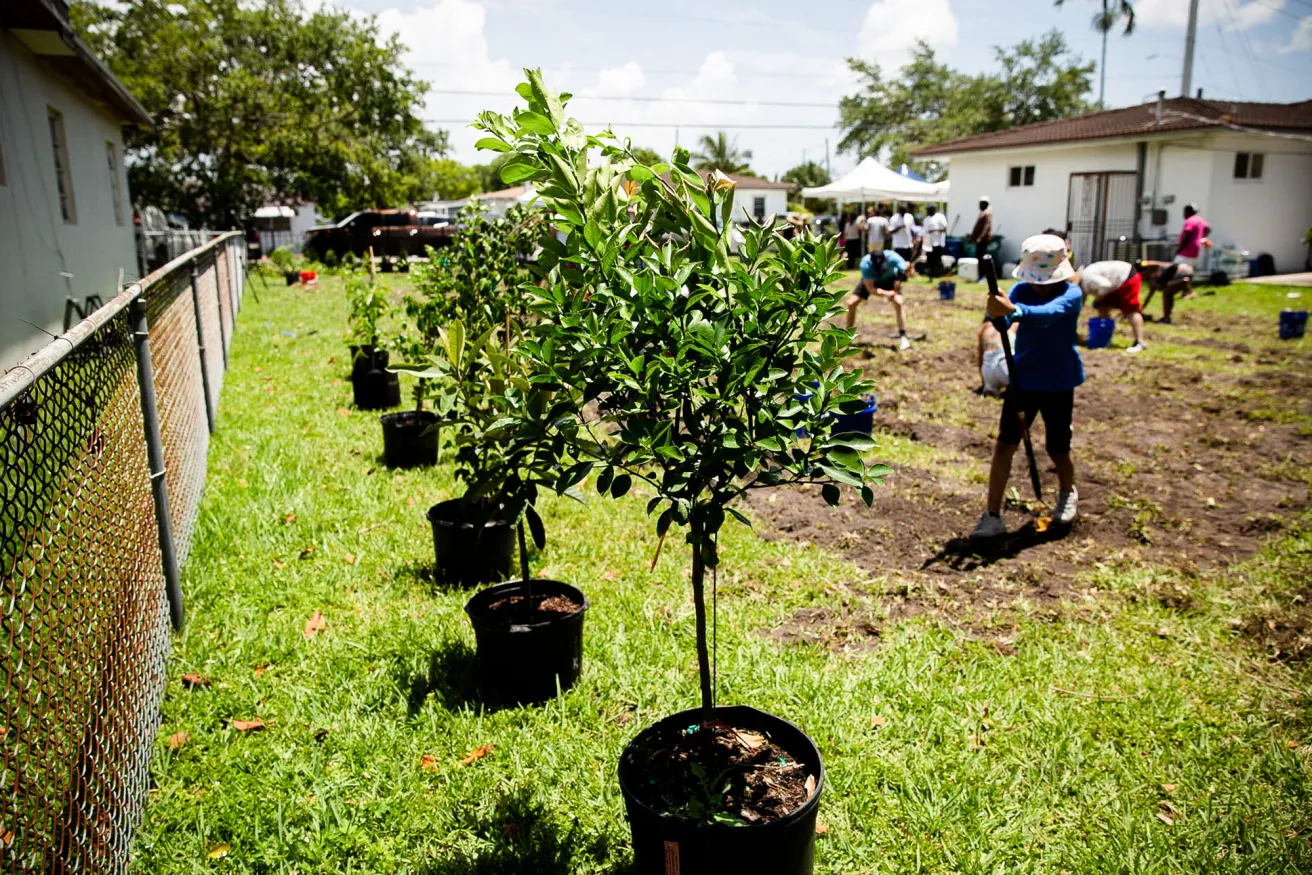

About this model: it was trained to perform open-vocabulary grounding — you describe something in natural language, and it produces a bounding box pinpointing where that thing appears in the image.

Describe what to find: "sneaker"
[1053,487,1079,524]
[1158,316,1172,325]
[1126,342,1147,354]
[898,335,912,351]
[970,511,1007,539]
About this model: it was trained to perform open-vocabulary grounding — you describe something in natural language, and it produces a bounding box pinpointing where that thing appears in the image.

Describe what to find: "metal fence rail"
[0,231,245,873]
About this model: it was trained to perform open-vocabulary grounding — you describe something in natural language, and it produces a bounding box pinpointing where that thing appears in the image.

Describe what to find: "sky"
[314,0,1312,181]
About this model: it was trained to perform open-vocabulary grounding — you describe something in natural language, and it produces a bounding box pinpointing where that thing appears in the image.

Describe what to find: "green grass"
[135,274,1312,873]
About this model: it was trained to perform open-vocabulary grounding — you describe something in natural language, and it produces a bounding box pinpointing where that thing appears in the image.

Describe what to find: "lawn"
[134,270,1312,873]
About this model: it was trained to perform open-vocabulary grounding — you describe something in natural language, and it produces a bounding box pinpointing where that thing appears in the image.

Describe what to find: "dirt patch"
[484,593,582,621]
[749,326,1311,644]
[1243,591,1312,665]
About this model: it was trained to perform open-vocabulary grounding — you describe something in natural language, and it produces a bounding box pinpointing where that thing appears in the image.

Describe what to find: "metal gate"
[1066,171,1137,264]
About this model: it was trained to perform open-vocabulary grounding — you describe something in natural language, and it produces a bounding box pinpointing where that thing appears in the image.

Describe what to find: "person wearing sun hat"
[971,233,1084,539]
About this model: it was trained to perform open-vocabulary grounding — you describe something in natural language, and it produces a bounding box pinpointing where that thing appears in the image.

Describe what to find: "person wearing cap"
[1138,259,1194,324]
[922,205,948,278]
[1079,260,1147,353]
[969,197,993,253]
[844,248,913,350]
[971,233,1084,539]
[1174,204,1211,270]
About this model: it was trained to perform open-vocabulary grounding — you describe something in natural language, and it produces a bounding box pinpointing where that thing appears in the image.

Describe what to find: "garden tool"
[981,254,1043,506]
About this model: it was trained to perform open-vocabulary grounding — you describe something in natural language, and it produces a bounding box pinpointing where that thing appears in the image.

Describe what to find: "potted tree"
[475,72,886,872]
[346,275,400,410]
[380,288,444,468]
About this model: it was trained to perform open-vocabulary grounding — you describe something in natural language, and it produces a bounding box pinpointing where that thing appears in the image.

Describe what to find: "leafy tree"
[71,0,446,226]
[691,132,754,174]
[630,145,665,166]
[837,31,1093,171]
[471,154,515,194]
[782,160,832,212]
[1055,0,1135,107]
[428,159,483,201]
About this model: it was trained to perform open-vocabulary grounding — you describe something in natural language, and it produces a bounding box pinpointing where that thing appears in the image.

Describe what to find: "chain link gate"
[1,232,246,873]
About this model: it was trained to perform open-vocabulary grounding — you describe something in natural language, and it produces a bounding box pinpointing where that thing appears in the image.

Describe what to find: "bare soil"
[750,312,1312,646]
[484,592,582,621]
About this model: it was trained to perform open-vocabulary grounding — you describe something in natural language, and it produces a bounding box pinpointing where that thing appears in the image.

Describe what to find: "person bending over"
[843,249,912,350]
[1080,260,1146,353]
[971,234,1084,539]
[1139,259,1193,325]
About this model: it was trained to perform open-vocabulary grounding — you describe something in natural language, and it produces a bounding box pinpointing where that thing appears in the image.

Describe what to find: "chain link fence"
[0,231,246,873]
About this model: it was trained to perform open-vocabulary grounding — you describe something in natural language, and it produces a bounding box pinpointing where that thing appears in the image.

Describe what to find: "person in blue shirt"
[971,233,1084,539]
[843,249,913,350]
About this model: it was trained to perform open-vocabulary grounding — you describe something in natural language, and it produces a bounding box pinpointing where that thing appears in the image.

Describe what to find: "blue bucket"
[1087,317,1116,349]
[832,395,879,435]
[938,281,956,301]
[1280,310,1308,340]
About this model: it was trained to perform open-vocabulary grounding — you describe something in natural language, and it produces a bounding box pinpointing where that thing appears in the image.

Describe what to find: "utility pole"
[825,139,830,178]
[1181,0,1200,97]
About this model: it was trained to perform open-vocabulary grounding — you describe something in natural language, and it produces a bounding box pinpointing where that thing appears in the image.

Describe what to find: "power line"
[425,118,838,130]
[424,89,837,109]
[409,60,850,83]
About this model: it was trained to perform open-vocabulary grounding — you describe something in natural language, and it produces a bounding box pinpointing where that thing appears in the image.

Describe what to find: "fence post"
[224,239,238,319]
[212,257,230,370]
[190,263,217,433]
[129,295,186,631]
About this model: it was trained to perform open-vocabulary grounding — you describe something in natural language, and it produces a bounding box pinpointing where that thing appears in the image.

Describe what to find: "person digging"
[843,248,913,350]
[1139,259,1194,325]
[972,234,1084,539]
[1080,259,1147,353]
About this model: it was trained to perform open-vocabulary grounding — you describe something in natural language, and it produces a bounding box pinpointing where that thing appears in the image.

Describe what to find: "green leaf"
[516,110,556,135]
[474,137,511,153]
[596,466,614,495]
[525,504,546,550]
[824,432,877,451]
[826,446,864,472]
[727,507,752,528]
[821,483,841,506]
[819,464,863,488]
[499,159,541,184]
[526,67,566,129]
[443,320,465,372]
[610,474,632,499]
[656,507,674,537]
[627,164,654,182]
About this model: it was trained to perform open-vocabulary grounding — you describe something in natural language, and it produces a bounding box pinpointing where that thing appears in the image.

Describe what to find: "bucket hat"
[1012,233,1075,284]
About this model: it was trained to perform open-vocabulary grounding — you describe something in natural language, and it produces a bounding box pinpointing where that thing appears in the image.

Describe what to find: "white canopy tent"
[801,157,948,203]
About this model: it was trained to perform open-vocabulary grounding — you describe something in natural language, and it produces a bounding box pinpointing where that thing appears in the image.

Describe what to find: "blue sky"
[320,0,1312,179]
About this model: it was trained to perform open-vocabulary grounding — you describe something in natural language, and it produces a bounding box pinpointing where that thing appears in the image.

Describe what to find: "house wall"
[0,31,139,369]
[730,188,789,224]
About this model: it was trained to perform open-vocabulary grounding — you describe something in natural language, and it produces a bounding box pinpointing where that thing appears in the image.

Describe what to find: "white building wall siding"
[0,31,139,369]
[730,189,788,224]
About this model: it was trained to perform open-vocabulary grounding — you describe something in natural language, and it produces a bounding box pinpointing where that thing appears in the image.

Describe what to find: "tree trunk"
[689,517,714,721]
[517,517,533,603]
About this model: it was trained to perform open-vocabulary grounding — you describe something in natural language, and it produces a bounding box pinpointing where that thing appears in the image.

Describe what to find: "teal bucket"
[1087,317,1115,349]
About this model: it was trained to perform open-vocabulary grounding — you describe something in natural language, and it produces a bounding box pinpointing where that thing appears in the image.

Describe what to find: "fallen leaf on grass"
[603,570,617,580]
[299,546,315,560]
[814,821,828,836]
[314,728,330,742]
[420,754,440,771]
[1162,783,1177,793]
[343,553,357,566]
[327,357,337,364]
[871,715,886,728]
[253,664,269,677]
[264,385,275,395]
[733,729,766,750]
[282,513,296,524]
[337,408,351,417]
[237,478,249,488]
[207,843,230,859]
[967,734,984,750]
[406,498,416,508]
[1156,811,1174,826]
[254,366,262,373]
[181,673,210,689]
[460,744,494,765]
[304,611,326,638]
[1035,516,1052,533]
[271,559,286,571]
[1288,740,1300,749]
[614,713,632,727]
[167,731,190,750]
[231,718,264,732]
[500,823,520,837]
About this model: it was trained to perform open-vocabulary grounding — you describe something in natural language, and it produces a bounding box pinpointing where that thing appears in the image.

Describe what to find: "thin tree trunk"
[517,518,533,603]
[689,517,714,721]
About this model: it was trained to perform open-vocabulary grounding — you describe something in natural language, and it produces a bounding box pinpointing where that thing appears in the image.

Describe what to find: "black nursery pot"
[618,705,824,875]
[349,345,386,381]
[351,355,400,411]
[426,498,515,586]
[464,579,588,704]
[380,410,438,468]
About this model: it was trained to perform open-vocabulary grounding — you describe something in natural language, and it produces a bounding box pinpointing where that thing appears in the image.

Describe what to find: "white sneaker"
[1054,487,1079,523]
[1126,342,1147,354]
[970,511,1007,539]
[898,335,912,351]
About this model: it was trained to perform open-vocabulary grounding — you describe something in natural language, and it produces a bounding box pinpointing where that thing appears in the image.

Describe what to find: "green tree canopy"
[781,161,830,189]
[837,30,1094,172]
[72,0,447,226]
[428,159,483,201]
[629,145,665,166]
[690,132,753,174]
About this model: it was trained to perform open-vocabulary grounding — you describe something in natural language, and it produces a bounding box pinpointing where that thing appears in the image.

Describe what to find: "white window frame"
[1233,151,1264,181]
[753,195,766,220]
[48,107,76,223]
[1008,165,1036,188]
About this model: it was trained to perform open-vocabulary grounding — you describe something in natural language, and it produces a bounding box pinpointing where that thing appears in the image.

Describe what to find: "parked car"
[303,209,454,259]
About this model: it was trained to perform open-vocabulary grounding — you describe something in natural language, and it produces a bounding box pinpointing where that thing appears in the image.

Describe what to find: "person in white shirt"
[841,211,863,269]
[865,207,888,254]
[921,205,948,278]
[1078,260,1146,352]
[889,203,917,274]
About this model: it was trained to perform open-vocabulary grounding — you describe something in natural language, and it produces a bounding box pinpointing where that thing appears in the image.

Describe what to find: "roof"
[702,171,795,191]
[476,185,529,201]
[911,97,1312,158]
[2,0,152,128]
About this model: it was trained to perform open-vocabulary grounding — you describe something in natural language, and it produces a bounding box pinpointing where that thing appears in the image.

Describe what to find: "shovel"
[981,255,1043,505]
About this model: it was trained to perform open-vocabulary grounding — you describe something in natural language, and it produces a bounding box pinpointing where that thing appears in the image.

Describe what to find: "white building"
[1,0,151,369]
[713,172,794,225]
[912,96,1312,274]
[251,202,324,252]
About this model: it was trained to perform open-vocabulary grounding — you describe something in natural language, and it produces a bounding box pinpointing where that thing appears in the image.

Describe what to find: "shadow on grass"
[398,641,512,716]
[418,788,634,875]
[921,519,1074,572]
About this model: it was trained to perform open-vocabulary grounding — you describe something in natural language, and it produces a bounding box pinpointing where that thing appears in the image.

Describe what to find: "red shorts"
[1098,272,1142,315]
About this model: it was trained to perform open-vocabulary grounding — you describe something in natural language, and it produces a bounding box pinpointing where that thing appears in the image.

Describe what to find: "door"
[1066,171,1137,264]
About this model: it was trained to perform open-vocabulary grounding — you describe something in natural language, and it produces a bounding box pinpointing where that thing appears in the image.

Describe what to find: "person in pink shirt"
[1175,204,1211,268]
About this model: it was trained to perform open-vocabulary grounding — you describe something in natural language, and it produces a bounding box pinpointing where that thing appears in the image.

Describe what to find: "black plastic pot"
[352,367,400,410]
[426,498,515,586]
[349,345,387,381]
[618,706,824,875]
[380,410,438,468]
[465,579,588,703]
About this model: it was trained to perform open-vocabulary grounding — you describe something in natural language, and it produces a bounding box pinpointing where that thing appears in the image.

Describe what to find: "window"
[1008,165,1036,187]
[106,142,124,225]
[753,196,766,220]
[1234,151,1264,180]
[48,108,76,223]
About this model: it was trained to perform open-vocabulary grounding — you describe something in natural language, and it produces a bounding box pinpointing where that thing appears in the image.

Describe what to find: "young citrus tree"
[475,71,887,719]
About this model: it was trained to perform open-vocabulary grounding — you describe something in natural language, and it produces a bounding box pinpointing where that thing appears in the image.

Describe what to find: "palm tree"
[691,132,753,174]
[1055,0,1135,108]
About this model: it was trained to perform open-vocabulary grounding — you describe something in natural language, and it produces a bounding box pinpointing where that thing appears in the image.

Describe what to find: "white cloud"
[582,61,645,98]
[856,0,959,73]
[1135,0,1284,32]
[1279,15,1312,53]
